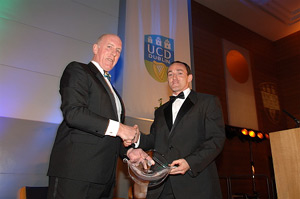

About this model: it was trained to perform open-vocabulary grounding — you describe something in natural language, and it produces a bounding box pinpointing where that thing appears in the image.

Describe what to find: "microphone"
[282,109,300,128]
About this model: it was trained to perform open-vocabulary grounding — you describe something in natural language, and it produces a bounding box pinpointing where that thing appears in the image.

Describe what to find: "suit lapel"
[173,97,193,126]
[112,85,125,123]
[168,91,196,139]
[164,102,173,131]
[96,73,119,116]
[86,62,119,120]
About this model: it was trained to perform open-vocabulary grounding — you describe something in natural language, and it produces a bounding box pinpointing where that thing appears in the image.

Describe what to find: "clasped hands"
[117,124,140,147]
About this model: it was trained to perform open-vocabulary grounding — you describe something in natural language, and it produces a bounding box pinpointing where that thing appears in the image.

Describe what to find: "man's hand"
[127,148,155,169]
[169,159,190,175]
[117,124,139,147]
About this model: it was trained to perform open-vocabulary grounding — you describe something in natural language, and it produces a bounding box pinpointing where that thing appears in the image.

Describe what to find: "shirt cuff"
[133,134,141,148]
[105,119,120,137]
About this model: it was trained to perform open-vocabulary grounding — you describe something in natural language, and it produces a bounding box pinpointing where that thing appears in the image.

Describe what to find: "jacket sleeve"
[59,62,110,137]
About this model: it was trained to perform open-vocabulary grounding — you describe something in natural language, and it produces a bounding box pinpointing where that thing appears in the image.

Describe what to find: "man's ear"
[188,74,193,83]
[92,44,98,54]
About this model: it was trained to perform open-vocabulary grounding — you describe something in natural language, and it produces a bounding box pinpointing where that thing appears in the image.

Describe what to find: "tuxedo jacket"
[47,61,126,184]
[139,90,226,199]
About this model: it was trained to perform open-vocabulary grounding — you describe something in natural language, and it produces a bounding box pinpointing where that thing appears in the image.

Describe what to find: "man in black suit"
[47,34,141,199]
[128,61,225,199]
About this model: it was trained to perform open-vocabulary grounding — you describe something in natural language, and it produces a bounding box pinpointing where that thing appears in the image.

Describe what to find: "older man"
[47,34,139,199]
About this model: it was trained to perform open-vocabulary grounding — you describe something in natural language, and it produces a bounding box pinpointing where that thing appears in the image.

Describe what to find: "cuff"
[105,120,120,137]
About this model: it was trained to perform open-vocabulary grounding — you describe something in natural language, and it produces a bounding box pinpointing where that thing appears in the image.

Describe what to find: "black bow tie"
[169,92,185,103]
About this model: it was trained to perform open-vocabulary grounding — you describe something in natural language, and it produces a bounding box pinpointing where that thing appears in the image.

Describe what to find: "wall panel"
[0,0,122,198]
[191,1,283,197]
[275,32,300,129]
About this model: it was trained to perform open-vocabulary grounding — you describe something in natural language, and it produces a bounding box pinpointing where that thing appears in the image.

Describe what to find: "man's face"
[92,35,122,71]
[167,63,192,95]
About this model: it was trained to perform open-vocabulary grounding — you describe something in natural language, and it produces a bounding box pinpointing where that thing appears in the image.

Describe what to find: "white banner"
[223,39,258,130]
[121,0,191,120]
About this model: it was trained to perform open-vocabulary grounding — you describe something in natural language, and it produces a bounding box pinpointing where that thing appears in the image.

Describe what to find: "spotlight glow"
[241,128,248,135]
[249,130,256,137]
[265,133,270,139]
[257,132,264,139]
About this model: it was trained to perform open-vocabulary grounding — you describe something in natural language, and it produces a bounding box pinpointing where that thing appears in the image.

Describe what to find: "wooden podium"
[270,128,300,199]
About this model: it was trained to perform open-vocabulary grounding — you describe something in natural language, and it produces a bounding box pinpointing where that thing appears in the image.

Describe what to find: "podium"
[270,128,300,199]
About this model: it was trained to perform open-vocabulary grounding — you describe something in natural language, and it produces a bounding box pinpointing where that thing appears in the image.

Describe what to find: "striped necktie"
[104,71,111,81]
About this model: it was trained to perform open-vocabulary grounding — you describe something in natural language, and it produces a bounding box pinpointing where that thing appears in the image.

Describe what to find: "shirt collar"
[91,61,105,76]
[173,88,191,98]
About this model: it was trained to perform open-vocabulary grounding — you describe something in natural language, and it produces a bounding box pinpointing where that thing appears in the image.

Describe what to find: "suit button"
[169,146,173,149]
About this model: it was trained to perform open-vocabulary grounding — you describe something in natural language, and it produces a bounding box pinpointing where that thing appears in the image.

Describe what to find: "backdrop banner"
[121,0,191,120]
[223,39,259,130]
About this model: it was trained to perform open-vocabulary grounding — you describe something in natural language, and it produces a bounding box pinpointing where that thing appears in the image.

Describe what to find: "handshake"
[117,123,140,147]
[117,124,157,171]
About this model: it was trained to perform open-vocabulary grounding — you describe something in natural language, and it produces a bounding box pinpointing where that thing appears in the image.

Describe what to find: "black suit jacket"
[47,61,126,184]
[139,90,225,199]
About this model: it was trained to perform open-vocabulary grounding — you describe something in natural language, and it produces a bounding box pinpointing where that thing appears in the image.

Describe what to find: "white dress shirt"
[136,88,191,148]
[172,88,191,123]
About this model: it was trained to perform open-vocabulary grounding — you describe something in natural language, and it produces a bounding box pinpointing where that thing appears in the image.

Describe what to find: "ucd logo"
[144,35,174,82]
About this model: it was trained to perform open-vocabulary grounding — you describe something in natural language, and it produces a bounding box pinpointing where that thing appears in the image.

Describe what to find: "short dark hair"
[170,61,192,75]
